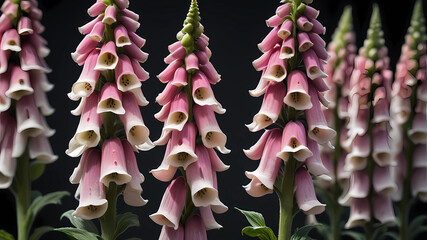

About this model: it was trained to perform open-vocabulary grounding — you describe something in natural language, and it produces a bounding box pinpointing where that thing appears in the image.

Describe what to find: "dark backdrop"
[0,0,426,239]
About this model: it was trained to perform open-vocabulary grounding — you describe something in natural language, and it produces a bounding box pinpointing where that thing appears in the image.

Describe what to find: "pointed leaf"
[342,231,367,240]
[410,225,427,239]
[113,212,140,239]
[236,208,266,227]
[31,191,42,202]
[381,232,398,240]
[27,191,70,225]
[313,224,330,240]
[55,228,100,240]
[242,226,277,240]
[30,226,54,240]
[290,224,322,240]
[0,230,14,240]
[371,224,388,240]
[408,214,427,234]
[30,163,45,181]
[61,210,99,234]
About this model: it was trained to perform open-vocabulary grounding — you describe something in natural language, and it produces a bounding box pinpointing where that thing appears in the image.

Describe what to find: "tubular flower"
[0,0,56,189]
[340,5,396,229]
[390,0,426,206]
[150,0,229,237]
[244,2,333,238]
[67,0,152,220]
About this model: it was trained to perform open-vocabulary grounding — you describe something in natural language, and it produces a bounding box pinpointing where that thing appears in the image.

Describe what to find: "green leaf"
[27,191,70,225]
[409,225,427,239]
[342,230,367,240]
[30,226,54,240]
[30,163,45,181]
[31,191,42,201]
[61,210,99,235]
[242,226,277,240]
[55,228,100,240]
[0,230,15,240]
[313,224,330,240]
[371,225,388,240]
[409,214,427,235]
[113,212,140,239]
[381,232,398,240]
[235,208,266,227]
[290,224,322,240]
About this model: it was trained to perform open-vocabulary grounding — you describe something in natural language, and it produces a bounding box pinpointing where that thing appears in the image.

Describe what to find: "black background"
[0,0,426,239]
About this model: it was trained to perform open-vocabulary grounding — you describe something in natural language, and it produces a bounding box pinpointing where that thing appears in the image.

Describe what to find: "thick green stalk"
[11,148,31,240]
[100,182,118,240]
[278,157,297,240]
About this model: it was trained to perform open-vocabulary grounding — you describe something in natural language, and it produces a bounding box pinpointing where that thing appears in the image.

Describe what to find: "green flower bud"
[177,31,185,40]
[182,23,194,34]
[181,33,194,48]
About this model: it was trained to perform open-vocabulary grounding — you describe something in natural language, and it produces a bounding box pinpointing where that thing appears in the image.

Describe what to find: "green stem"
[11,148,31,240]
[100,182,118,240]
[278,157,297,240]
[398,85,418,240]
[330,85,343,240]
[185,72,194,122]
[103,112,116,138]
[179,168,196,224]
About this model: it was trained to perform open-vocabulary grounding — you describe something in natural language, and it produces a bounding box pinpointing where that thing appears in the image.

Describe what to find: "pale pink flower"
[122,140,147,207]
[283,70,312,110]
[95,41,118,70]
[5,64,33,100]
[166,122,197,169]
[73,149,108,220]
[159,225,184,240]
[246,81,286,132]
[345,198,370,229]
[199,206,222,230]
[97,82,125,115]
[192,71,225,114]
[186,145,218,207]
[294,167,325,215]
[0,113,16,188]
[150,177,187,230]
[305,85,336,144]
[244,128,282,197]
[100,137,131,186]
[193,104,229,153]
[119,92,150,147]
[277,121,312,162]
[66,93,101,157]
[68,49,100,100]
[184,215,207,240]
[115,54,141,92]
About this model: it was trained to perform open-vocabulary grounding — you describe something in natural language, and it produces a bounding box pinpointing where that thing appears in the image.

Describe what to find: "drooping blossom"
[67,0,152,220]
[150,0,229,238]
[339,5,396,229]
[0,0,56,189]
[243,0,333,236]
